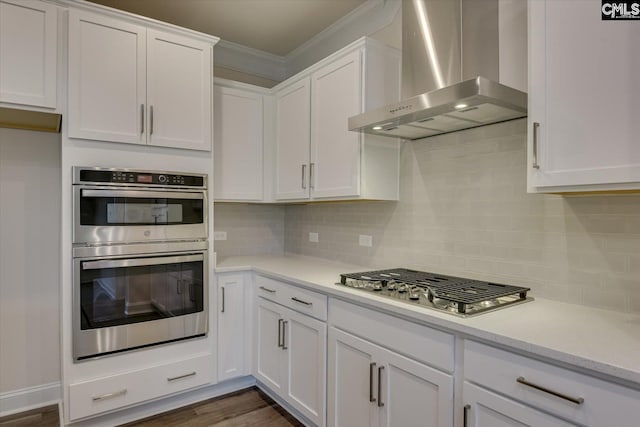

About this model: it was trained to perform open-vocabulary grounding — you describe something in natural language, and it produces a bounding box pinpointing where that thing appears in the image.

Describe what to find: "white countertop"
[216,254,640,386]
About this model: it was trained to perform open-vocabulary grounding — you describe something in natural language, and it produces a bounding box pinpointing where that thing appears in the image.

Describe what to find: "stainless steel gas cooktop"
[338,268,532,317]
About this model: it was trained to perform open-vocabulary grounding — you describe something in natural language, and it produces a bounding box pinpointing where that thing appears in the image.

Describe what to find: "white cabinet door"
[255,298,286,395]
[68,10,146,144]
[528,0,640,191]
[310,50,361,199]
[147,29,212,151]
[464,382,578,427]
[381,349,454,427]
[214,85,263,200]
[275,78,311,200]
[285,308,326,426]
[0,0,57,108]
[327,327,377,427]
[217,273,245,382]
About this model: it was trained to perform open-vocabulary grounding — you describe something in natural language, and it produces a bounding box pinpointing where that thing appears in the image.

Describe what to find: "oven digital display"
[137,175,153,183]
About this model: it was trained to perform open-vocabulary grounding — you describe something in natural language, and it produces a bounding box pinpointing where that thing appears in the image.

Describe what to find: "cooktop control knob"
[158,175,168,183]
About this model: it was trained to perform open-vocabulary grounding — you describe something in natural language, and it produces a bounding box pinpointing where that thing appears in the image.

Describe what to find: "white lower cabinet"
[464,340,640,427]
[255,285,327,426]
[328,327,453,427]
[68,353,212,421]
[328,299,454,427]
[463,382,577,427]
[217,273,249,382]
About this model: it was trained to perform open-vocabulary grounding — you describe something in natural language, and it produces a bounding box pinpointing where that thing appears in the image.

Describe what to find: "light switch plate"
[359,234,373,247]
[309,232,319,243]
[214,231,227,241]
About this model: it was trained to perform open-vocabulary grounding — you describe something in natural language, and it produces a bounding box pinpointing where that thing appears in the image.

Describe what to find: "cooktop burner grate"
[339,268,531,316]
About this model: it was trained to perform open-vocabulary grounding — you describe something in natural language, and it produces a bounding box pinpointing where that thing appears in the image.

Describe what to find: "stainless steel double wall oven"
[72,167,209,361]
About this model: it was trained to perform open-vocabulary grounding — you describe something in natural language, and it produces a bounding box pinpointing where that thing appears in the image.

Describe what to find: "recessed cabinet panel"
[0,0,57,108]
[310,50,362,198]
[528,0,640,191]
[275,79,311,200]
[255,299,286,394]
[214,85,263,201]
[68,10,146,144]
[217,273,246,382]
[147,30,212,151]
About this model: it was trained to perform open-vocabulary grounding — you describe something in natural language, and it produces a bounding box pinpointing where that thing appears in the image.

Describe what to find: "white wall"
[0,128,61,394]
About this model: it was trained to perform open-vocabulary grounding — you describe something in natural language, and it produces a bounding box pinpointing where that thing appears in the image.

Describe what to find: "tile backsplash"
[215,119,640,313]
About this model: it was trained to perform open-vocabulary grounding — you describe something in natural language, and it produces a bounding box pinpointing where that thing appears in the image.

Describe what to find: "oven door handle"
[81,189,204,200]
[82,254,204,270]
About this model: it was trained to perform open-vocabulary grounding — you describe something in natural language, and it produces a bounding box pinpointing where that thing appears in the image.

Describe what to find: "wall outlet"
[359,234,373,247]
[309,232,319,243]
[214,231,227,241]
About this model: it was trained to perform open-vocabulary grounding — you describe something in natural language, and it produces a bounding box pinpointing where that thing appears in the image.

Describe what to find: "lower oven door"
[73,249,208,361]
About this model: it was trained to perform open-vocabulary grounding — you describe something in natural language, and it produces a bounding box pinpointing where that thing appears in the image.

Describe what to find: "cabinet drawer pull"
[369,362,376,403]
[532,122,540,169]
[221,286,225,313]
[310,162,315,189]
[92,388,127,402]
[282,320,288,350]
[167,371,196,382]
[516,376,584,405]
[259,286,276,293]
[377,366,385,407]
[291,297,312,306]
[278,318,284,348]
[463,404,470,427]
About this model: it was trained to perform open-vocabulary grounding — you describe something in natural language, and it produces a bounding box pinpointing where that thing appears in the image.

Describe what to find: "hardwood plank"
[0,404,59,427]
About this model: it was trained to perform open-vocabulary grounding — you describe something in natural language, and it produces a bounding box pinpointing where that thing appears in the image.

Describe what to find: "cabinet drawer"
[256,275,327,321]
[329,298,454,372]
[464,340,640,425]
[69,354,212,421]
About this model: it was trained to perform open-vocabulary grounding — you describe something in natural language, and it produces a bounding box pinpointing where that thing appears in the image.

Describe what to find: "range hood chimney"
[349,0,527,140]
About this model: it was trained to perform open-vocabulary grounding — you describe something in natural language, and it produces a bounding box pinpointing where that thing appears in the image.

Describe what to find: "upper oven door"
[73,186,207,244]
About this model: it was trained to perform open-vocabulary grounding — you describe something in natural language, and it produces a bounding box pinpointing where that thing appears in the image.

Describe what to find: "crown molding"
[213,0,401,84]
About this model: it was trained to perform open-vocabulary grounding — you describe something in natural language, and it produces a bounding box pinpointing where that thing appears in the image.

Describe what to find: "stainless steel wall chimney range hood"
[349,0,527,140]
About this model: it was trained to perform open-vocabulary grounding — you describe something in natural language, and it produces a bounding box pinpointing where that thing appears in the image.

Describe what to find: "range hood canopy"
[349,0,527,140]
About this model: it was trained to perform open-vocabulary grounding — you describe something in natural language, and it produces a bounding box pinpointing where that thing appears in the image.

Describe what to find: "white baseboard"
[0,382,61,417]
[68,376,256,427]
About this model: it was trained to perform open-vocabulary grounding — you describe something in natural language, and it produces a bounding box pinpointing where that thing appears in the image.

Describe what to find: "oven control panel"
[74,168,206,188]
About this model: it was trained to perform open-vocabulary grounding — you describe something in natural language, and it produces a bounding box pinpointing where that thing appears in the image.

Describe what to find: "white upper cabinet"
[275,77,311,200]
[0,0,57,109]
[310,50,361,199]
[68,10,214,151]
[528,0,640,192]
[214,83,264,201]
[146,29,212,151]
[274,38,400,202]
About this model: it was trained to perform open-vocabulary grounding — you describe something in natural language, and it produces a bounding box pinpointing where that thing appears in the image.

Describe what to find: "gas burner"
[338,268,532,317]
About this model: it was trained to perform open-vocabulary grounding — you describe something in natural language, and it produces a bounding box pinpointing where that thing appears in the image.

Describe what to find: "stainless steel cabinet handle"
[278,318,284,348]
[150,105,154,135]
[310,162,315,189]
[369,362,376,403]
[259,286,276,294]
[140,104,145,134]
[221,286,225,313]
[282,320,288,350]
[92,388,127,402]
[377,366,385,407]
[532,122,540,169]
[82,254,203,271]
[301,164,307,189]
[463,404,470,427]
[516,376,584,405]
[167,371,196,382]
[291,297,312,306]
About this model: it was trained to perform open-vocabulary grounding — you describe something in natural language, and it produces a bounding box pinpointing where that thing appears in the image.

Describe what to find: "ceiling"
[86,0,368,56]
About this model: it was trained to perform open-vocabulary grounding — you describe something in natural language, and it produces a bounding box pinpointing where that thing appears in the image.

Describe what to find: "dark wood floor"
[0,387,303,427]
[121,387,304,427]
[0,404,59,427]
